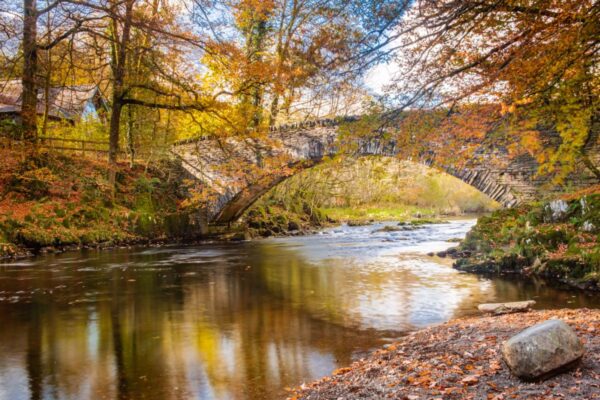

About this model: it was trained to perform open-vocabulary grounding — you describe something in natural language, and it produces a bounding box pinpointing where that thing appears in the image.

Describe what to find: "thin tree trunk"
[243,16,268,128]
[42,47,51,137]
[41,14,54,137]
[22,0,38,142]
[269,93,279,126]
[126,105,135,167]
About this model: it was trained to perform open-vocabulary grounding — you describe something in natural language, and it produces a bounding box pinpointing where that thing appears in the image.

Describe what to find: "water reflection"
[0,220,599,400]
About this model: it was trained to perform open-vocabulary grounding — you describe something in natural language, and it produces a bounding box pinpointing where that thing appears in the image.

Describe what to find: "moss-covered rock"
[454,194,600,290]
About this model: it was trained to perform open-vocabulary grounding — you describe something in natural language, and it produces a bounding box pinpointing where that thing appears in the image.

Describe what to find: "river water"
[1,219,599,400]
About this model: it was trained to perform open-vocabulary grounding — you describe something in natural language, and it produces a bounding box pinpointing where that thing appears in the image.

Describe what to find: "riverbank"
[290,308,600,399]
[452,191,600,290]
[238,202,469,239]
[0,148,480,257]
[0,148,203,259]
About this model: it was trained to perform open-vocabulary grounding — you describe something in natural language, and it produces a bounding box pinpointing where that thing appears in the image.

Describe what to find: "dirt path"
[291,309,600,399]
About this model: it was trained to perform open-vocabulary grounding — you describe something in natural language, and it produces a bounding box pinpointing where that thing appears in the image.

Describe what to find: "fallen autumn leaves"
[290,309,600,399]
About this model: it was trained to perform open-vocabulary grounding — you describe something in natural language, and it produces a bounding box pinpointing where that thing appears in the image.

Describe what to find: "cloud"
[364,62,400,95]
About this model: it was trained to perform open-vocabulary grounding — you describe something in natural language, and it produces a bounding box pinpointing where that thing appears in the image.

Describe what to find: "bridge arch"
[172,119,541,225]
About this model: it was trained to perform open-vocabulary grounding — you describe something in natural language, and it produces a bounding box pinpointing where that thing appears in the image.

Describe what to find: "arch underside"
[210,157,520,225]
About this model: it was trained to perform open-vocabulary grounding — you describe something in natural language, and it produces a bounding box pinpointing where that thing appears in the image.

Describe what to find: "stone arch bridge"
[172,117,599,227]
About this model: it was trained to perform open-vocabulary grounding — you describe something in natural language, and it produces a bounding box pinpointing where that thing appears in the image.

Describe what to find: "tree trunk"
[108,0,134,165]
[41,51,51,137]
[243,17,268,128]
[41,16,52,136]
[269,93,279,126]
[126,105,135,167]
[108,94,122,164]
[581,112,600,181]
[22,0,38,142]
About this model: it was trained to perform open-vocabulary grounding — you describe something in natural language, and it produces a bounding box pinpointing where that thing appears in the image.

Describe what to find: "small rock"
[478,300,535,315]
[347,220,371,227]
[437,247,459,258]
[373,225,402,233]
[287,221,300,231]
[446,247,458,256]
[544,199,569,222]
[582,221,595,232]
[260,229,274,237]
[502,319,584,380]
[229,232,251,241]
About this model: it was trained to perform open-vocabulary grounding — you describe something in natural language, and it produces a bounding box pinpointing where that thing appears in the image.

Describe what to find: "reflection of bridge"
[173,117,599,226]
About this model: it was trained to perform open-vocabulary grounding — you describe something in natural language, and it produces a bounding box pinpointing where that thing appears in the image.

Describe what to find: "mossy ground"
[0,148,201,257]
[240,202,331,238]
[455,191,600,289]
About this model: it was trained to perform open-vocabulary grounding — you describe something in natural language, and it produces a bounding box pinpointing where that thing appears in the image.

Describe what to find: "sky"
[365,62,399,95]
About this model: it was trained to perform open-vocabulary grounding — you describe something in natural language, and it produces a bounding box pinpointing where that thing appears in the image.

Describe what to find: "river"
[1,219,599,400]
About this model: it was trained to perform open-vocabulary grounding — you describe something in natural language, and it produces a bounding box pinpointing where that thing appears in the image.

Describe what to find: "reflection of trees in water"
[179,255,385,399]
[1,246,598,400]
[486,275,597,309]
[0,248,384,400]
[0,301,118,400]
[246,242,416,330]
[26,306,42,400]
[247,243,497,331]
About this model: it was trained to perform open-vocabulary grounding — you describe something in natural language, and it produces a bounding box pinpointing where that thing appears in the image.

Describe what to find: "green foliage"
[244,158,499,231]
[134,176,161,194]
[0,119,22,139]
[456,193,600,288]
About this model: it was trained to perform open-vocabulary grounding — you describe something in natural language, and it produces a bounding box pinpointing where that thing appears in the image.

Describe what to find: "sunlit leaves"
[388,0,600,183]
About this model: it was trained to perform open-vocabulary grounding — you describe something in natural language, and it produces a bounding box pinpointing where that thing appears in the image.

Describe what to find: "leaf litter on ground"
[290,309,600,399]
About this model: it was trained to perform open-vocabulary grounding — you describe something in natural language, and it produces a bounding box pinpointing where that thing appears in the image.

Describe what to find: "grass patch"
[320,204,438,222]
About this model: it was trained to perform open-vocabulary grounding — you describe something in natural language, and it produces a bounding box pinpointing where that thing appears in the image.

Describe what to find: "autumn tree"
[20,0,94,142]
[106,0,239,166]
[386,0,600,182]
[194,0,408,132]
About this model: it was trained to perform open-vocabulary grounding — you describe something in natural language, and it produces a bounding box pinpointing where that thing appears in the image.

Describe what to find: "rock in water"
[478,300,536,315]
[502,319,584,380]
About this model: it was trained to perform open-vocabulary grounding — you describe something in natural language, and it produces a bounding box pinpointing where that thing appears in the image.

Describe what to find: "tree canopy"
[385,0,600,182]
